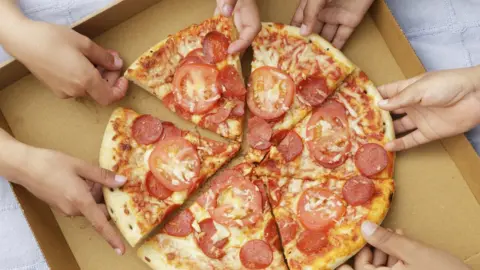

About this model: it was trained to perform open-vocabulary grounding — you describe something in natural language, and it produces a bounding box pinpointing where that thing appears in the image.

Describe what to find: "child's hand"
[291,0,374,49]
[215,0,261,54]
[378,67,480,152]
[337,222,471,270]
[0,134,127,255]
[1,20,128,106]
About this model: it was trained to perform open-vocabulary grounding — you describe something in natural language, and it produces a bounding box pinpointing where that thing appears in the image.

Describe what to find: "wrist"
[0,8,32,51]
[0,133,30,185]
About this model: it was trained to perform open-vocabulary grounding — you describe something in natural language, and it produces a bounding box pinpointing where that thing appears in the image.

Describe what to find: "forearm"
[0,0,30,48]
[0,128,28,184]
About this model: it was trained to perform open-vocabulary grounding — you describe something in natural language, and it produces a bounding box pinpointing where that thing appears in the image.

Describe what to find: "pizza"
[124,15,246,141]
[264,176,394,269]
[137,163,288,270]
[245,23,356,163]
[99,108,240,246]
[255,69,395,180]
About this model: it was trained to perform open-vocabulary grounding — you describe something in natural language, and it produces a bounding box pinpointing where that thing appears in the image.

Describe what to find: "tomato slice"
[247,67,295,120]
[207,169,263,227]
[297,187,346,231]
[179,48,208,66]
[148,137,201,191]
[202,31,230,64]
[173,63,221,114]
[296,230,328,254]
[218,65,246,97]
[146,172,173,200]
[306,100,350,168]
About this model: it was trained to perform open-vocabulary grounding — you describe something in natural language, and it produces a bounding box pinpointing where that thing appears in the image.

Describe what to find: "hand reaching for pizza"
[377,67,480,152]
[337,221,471,270]
[0,6,128,105]
[291,0,374,49]
[215,0,261,53]
[0,131,127,255]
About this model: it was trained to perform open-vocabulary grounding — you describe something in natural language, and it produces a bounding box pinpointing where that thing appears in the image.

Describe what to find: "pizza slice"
[124,16,246,141]
[137,163,288,270]
[255,69,395,180]
[264,176,394,270]
[245,22,356,163]
[99,108,240,247]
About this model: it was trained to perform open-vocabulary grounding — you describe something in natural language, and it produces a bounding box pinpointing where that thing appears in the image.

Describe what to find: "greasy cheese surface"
[124,16,244,141]
[99,108,240,246]
[137,168,288,270]
[267,177,394,270]
[255,70,395,180]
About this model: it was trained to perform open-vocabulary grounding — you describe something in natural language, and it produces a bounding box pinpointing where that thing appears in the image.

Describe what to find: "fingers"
[373,248,388,266]
[300,0,326,36]
[216,0,236,16]
[361,221,422,263]
[80,38,123,71]
[291,0,308,27]
[77,195,124,254]
[76,161,127,188]
[228,0,261,54]
[385,130,429,152]
[85,69,128,106]
[320,23,338,42]
[393,115,416,134]
[377,76,424,111]
[332,25,354,49]
[90,182,104,203]
[336,265,353,270]
[354,246,373,269]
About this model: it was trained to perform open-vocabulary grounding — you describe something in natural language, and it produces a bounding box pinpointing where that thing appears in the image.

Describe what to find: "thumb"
[79,37,123,71]
[76,161,127,188]
[300,0,326,36]
[216,0,237,16]
[361,221,422,263]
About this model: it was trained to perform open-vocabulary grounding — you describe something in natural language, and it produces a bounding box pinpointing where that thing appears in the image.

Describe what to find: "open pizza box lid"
[0,0,479,269]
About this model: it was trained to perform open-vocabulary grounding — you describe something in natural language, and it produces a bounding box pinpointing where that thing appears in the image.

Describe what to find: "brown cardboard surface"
[0,0,479,269]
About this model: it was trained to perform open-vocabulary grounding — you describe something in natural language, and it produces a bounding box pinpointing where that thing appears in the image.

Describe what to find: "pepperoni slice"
[173,63,221,114]
[164,209,194,237]
[277,216,297,245]
[277,131,303,162]
[297,76,330,106]
[218,65,246,97]
[146,172,173,200]
[204,106,232,125]
[179,48,208,66]
[247,67,295,120]
[253,180,268,212]
[231,100,245,117]
[261,159,280,175]
[208,170,263,227]
[342,176,375,206]
[240,240,273,269]
[296,230,328,254]
[354,143,389,177]
[196,218,228,259]
[148,137,200,191]
[271,130,289,146]
[306,100,350,169]
[247,116,273,150]
[297,188,346,231]
[267,178,282,207]
[202,31,229,64]
[160,121,182,139]
[264,219,281,251]
[132,115,163,145]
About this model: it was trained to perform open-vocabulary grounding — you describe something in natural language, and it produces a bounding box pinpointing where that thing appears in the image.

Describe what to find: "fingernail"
[361,221,378,237]
[222,4,233,16]
[115,248,123,256]
[113,54,123,69]
[378,99,388,106]
[300,24,308,35]
[115,175,127,185]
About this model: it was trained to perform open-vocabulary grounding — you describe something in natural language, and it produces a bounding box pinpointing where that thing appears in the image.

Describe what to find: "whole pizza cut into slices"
[137,163,288,270]
[245,23,356,163]
[124,16,246,141]
[264,176,394,269]
[99,108,240,246]
[255,69,395,180]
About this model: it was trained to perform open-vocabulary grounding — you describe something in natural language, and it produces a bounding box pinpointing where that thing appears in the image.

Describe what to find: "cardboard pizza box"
[1,0,480,269]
